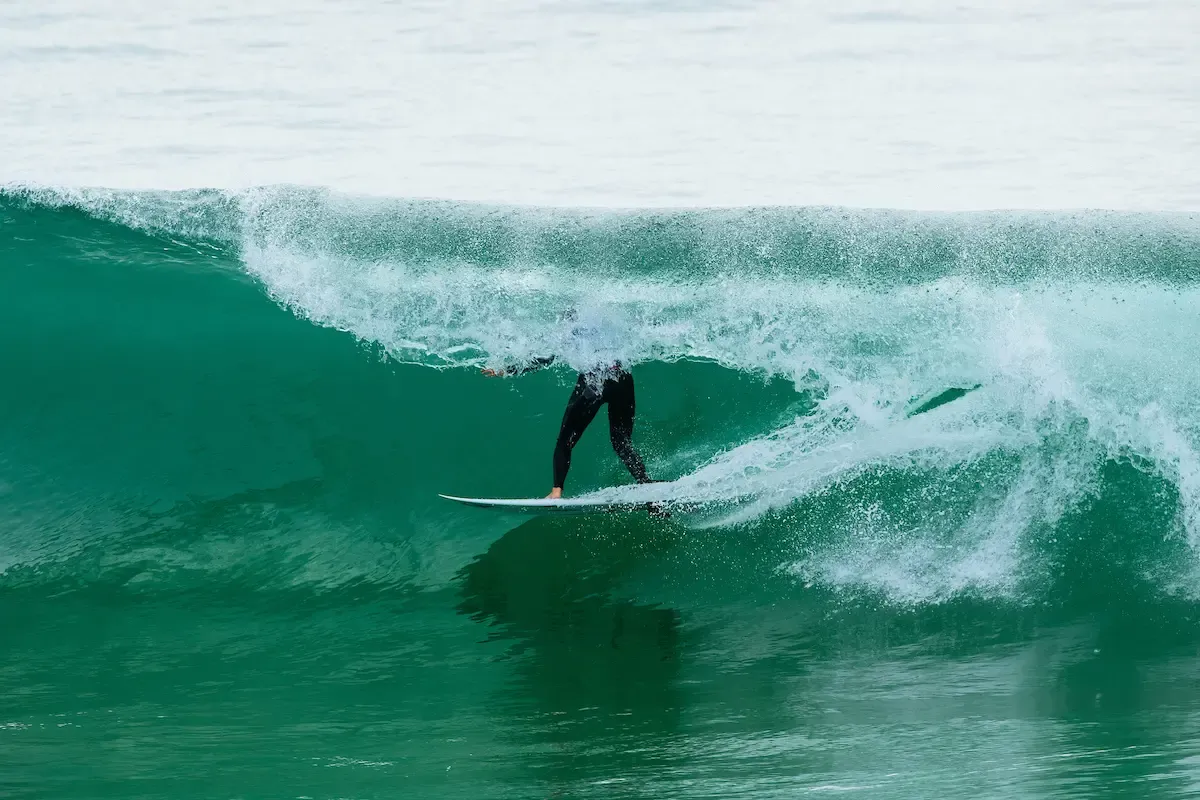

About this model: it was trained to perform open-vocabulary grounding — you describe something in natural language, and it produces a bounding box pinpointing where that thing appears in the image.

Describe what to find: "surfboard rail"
[438,493,654,514]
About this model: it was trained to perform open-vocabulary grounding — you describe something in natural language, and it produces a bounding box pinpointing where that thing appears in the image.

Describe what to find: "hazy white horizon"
[3,0,1198,209]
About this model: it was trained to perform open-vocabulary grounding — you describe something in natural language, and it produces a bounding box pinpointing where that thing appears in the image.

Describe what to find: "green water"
[5,189,1200,797]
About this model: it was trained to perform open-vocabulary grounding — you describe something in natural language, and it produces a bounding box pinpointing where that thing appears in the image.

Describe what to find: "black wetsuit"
[515,358,652,489]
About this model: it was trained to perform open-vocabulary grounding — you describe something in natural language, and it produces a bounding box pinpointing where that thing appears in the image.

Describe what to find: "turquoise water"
[5,187,1200,796]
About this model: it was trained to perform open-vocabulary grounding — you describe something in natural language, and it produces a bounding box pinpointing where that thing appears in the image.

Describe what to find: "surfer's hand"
[482,368,505,377]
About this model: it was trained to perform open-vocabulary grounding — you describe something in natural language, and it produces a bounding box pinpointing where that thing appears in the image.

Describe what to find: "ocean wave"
[3,185,1200,606]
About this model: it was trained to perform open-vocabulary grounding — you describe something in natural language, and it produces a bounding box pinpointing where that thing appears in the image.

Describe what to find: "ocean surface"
[4,2,1200,799]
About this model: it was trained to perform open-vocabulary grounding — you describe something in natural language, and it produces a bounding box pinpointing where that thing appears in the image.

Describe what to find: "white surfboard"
[438,493,655,515]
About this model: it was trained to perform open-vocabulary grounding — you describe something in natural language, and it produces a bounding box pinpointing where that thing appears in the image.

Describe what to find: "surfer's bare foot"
[546,488,562,499]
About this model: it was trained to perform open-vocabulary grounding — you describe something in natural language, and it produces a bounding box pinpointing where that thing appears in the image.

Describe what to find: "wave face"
[3,186,1200,611]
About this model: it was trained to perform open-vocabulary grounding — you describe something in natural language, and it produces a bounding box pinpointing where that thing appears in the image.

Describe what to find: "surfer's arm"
[482,356,555,377]
[512,356,556,375]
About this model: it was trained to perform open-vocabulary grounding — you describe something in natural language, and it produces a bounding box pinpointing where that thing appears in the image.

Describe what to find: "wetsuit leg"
[553,375,604,489]
[606,371,652,483]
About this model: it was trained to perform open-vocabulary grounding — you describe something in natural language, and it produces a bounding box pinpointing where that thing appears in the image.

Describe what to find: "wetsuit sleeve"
[506,356,556,376]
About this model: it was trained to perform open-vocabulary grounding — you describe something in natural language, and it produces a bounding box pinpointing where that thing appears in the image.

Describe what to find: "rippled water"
[3,0,1198,208]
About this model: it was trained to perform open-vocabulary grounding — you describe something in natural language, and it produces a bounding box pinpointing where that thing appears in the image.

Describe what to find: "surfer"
[482,313,653,498]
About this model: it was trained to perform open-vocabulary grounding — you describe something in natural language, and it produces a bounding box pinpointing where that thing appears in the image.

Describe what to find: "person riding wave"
[482,309,654,498]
